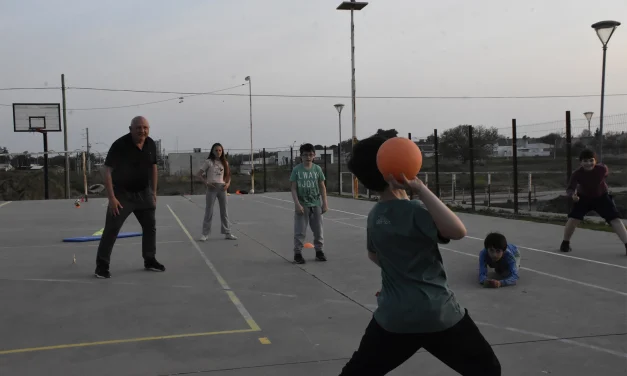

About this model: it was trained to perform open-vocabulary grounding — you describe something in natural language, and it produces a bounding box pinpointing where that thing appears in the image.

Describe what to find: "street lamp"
[245,76,254,193]
[337,0,368,198]
[591,20,620,163]
[334,103,344,193]
[583,111,594,133]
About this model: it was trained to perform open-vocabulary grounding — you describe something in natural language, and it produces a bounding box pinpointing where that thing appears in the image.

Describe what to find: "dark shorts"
[568,193,621,223]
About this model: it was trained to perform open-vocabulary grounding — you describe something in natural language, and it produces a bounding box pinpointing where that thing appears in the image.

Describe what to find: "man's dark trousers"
[96,188,156,269]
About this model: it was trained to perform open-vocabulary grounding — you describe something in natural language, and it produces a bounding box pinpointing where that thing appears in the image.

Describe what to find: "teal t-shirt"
[368,199,465,333]
[289,163,325,207]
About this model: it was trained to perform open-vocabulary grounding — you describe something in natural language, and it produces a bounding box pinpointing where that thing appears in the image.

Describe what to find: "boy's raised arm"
[414,182,467,240]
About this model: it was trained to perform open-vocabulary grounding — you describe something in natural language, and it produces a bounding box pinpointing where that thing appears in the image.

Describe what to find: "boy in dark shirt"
[339,135,501,376]
[560,149,627,254]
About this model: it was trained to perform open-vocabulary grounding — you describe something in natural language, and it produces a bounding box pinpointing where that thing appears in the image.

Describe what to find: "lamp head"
[591,20,621,46]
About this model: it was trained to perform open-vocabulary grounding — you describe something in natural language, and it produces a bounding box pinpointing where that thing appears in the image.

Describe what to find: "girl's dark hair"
[484,232,507,251]
[208,143,230,179]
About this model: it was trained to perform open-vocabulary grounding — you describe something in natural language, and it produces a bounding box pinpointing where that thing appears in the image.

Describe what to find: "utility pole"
[62,74,70,199]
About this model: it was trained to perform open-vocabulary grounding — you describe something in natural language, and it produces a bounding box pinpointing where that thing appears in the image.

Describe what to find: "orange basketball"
[376,137,422,182]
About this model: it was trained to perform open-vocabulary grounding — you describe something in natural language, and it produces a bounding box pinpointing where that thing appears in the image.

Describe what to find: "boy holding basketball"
[341,135,501,376]
[290,143,329,264]
[560,149,627,254]
[479,232,521,288]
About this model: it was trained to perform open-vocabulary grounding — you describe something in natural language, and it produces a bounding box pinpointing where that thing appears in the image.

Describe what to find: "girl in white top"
[197,143,236,241]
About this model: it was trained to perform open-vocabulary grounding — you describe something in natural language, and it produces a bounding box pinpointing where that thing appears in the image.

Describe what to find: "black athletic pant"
[96,188,156,269]
[339,309,501,376]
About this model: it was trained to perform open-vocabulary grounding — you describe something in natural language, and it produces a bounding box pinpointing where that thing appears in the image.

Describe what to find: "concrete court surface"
[0,193,625,376]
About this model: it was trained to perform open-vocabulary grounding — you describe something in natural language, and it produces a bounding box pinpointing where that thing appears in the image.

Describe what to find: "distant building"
[494,139,552,157]
[167,151,210,176]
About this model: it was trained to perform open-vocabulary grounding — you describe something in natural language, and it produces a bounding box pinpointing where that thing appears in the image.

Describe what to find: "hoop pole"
[43,131,50,200]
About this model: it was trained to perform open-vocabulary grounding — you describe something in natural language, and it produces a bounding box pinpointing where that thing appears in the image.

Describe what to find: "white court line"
[0,240,185,250]
[476,321,627,359]
[258,195,627,270]
[166,204,261,332]
[252,196,627,297]
[441,247,627,297]
[0,201,12,208]
[464,236,627,270]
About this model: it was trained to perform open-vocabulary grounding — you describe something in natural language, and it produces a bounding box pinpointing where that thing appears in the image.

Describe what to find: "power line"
[0,87,60,91]
[0,84,246,111]
[66,84,245,110]
[2,85,627,99]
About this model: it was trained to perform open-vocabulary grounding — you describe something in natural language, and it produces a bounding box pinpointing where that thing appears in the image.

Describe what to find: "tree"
[374,128,398,139]
[538,132,562,145]
[439,125,499,163]
[314,144,324,150]
[0,147,8,164]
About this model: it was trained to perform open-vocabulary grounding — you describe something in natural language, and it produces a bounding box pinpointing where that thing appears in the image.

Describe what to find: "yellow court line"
[258,337,272,345]
[0,328,257,355]
[166,205,262,332]
[0,201,12,208]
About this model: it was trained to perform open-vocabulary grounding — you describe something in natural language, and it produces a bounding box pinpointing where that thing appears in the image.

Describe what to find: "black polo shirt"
[105,133,157,192]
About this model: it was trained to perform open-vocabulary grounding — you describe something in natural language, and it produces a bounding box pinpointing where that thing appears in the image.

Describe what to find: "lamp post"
[337,0,368,199]
[591,20,620,163]
[583,111,594,133]
[245,76,254,193]
[334,103,344,193]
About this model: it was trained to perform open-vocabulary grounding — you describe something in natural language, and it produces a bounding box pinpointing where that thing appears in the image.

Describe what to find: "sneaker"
[225,234,237,240]
[95,267,111,279]
[560,241,572,253]
[199,235,208,242]
[294,254,305,264]
[315,251,327,262]
[144,258,166,272]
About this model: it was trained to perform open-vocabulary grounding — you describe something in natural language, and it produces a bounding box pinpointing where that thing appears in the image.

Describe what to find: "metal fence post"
[323,146,327,178]
[434,129,440,197]
[468,125,475,210]
[263,148,267,193]
[338,143,341,195]
[189,154,193,195]
[566,111,573,211]
[512,119,518,214]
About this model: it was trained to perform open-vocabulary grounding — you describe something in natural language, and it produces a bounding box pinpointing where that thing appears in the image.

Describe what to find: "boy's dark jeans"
[339,309,501,376]
[96,188,156,269]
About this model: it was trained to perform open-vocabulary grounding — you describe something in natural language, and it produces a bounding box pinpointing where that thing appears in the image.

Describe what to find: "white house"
[493,139,552,157]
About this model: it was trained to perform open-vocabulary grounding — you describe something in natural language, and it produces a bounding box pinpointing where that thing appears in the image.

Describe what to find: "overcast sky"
[1,0,626,157]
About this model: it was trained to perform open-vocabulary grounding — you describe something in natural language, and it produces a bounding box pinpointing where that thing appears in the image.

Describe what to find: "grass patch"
[447,205,615,232]
[327,192,617,233]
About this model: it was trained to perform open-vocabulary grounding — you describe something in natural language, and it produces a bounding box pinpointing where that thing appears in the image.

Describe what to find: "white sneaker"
[225,234,237,240]
[199,235,208,242]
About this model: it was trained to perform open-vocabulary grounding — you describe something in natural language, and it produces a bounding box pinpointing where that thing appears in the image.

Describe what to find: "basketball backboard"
[13,103,62,132]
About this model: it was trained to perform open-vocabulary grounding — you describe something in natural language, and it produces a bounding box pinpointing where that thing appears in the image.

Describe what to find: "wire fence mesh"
[1,111,626,219]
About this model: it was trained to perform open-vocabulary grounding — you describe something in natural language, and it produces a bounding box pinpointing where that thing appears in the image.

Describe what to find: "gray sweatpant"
[294,206,324,254]
[202,184,231,236]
